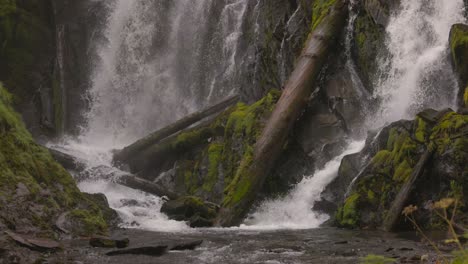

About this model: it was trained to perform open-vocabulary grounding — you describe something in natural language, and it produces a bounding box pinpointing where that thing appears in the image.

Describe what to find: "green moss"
[174,90,280,204]
[311,0,337,31]
[0,83,108,235]
[336,193,360,228]
[202,143,224,192]
[361,254,396,264]
[430,112,468,165]
[70,209,108,235]
[414,117,428,143]
[353,8,385,88]
[450,24,468,75]
[464,87,468,107]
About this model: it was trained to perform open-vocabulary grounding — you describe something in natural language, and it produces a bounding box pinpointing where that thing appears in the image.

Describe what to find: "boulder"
[449,23,468,108]
[89,236,129,248]
[332,110,468,230]
[106,246,168,256]
[161,196,219,227]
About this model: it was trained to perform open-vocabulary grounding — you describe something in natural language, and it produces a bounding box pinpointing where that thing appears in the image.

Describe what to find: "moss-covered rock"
[335,110,468,230]
[0,0,62,136]
[0,83,110,237]
[352,2,387,92]
[171,90,281,204]
[449,23,468,108]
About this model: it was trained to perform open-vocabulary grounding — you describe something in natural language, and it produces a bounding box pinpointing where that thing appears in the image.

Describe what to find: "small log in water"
[113,94,239,166]
[48,147,179,199]
[382,149,433,232]
[215,0,349,226]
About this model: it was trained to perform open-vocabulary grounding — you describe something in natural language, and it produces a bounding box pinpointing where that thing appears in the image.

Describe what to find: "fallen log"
[116,174,179,200]
[382,149,433,231]
[48,148,179,199]
[215,0,348,226]
[113,94,239,165]
[123,118,224,176]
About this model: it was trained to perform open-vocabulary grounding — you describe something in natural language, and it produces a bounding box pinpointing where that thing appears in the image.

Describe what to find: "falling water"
[82,0,248,148]
[54,0,250,231]
[370,0,465,127]
[247,0,465,229]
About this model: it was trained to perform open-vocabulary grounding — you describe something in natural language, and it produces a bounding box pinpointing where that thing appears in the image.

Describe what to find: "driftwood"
[113,94,239,166]
[215,0,349,226]
[382,149,433,231]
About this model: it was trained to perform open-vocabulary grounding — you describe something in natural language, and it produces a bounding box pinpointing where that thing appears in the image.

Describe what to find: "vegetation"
[0,82,108,236]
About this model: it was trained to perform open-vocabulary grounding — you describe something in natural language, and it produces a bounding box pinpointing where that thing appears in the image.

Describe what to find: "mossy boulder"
[0,0,61,136]
[0,83,111,237]
[449,23,468,108]
[152,91,282,205]
[334,109,468,230]
[352,0,397,93]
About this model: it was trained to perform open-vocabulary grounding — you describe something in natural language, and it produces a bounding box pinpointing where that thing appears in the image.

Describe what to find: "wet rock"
[15,184,30,198]
[106,246,168,256]
[449,23,468,107]
[170,240,203,251]
[161,196,218,227]
[333,109,468,230]
[89,235,129,248]
[5,231,61,252]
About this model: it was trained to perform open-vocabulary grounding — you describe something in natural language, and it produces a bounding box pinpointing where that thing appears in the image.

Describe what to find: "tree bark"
[113,95,239,166]
[215,0,349,226]
[383,149,433,232]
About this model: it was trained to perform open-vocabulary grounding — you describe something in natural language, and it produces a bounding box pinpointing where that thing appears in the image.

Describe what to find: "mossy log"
[215,0,349,227]
[382,149,433,231]
[124,119,224,175]
[113,95,239,166]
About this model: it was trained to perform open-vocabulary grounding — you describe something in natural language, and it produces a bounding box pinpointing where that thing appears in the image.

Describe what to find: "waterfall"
[369,0,465,127]
[247,0,465,229]
[53,0,250,231]
[82,0,248,149]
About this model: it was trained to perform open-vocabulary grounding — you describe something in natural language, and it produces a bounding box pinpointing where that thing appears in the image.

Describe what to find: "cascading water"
[53,0,250,231]
[51,0,466,232]
[246,0,466,229]
[370,0,466,127]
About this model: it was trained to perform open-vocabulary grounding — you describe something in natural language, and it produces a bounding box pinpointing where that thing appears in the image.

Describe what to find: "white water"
[55,0,249,231]
[370,0,465,127]
[54,0,466,231]
[246,0,465,229]
[243,141,365,229]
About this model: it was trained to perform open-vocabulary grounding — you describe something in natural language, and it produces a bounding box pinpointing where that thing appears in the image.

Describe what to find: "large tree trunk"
[113,95,239,166]
[215,0,349,227]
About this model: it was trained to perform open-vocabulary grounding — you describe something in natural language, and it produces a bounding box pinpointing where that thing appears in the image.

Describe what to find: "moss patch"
[311,0,338,31]
[173,90,280,204]
[0,83,108,236]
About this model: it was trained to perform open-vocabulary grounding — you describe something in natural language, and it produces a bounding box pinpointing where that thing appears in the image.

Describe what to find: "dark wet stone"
[334,241,348,244]
[5,231,60,252]
[106,246,168,256]
[170,240,203,251]
[189,215,212,228]
[90,236,129,248]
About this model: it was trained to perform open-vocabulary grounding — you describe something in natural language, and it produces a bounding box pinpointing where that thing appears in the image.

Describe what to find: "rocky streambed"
[39,227,446,264]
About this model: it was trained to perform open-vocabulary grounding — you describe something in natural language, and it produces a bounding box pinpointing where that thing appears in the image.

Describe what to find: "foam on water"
[243,141,365,229]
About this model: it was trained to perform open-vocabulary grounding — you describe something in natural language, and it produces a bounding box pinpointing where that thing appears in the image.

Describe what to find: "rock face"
[352,0,398,93]
[449,23,468,108]
[0,0,107,137]
[329,109,468,230]
[0,0,58,137]
[0,83,112,238]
